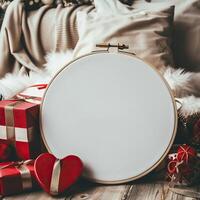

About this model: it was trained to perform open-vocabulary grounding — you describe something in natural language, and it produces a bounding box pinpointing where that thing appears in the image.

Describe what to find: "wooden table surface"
[3,179,200,200]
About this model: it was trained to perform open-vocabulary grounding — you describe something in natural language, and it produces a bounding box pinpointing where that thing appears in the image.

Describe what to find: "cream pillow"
[173,0,200,71]
[131,0,200,72]
[74,1,175,72]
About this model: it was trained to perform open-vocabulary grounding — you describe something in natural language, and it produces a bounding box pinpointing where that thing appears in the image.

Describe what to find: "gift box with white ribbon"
[0,96,42,160]
[0,160,39,196]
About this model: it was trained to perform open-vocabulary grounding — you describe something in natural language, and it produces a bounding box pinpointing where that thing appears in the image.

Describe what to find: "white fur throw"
[0,50,73,99]
[163,67,194,97]
[177,96,200,118]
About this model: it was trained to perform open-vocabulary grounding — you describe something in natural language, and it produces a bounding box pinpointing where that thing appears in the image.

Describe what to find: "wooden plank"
[3,185,128,200]
[3,190,66,200]
[163,183,200,200]
[3,182,200,200]
[127,182,200,200]
[127,182,162,200]
[67,183,128,200]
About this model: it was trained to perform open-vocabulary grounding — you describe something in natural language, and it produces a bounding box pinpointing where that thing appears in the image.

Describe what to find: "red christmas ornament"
[34,153,83,196]
[177,144,197,164]
[0,143,13,161]
[167,146,200,185]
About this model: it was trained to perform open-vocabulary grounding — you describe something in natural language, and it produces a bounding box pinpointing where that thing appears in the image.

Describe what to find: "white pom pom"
[0,73,32,99]
[163,67,193,97]
[178,96,200,118]
[44,50,73,77]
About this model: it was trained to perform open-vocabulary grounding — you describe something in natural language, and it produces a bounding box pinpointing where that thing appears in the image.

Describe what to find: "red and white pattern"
[0,98,41,160]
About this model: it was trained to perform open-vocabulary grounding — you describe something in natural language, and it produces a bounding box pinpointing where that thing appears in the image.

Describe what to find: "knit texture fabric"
[0,0,94,79]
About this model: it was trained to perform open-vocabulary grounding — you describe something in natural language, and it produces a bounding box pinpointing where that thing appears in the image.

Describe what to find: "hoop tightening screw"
[96,43,129,50]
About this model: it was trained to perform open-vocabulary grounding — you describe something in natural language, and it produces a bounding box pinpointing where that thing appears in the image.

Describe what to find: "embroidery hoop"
[40,44,178,184]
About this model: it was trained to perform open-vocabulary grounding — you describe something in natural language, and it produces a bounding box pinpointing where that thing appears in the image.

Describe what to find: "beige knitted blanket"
[0,0,94,78]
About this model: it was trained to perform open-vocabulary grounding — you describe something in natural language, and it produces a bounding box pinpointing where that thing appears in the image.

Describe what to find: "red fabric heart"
[34,153,83,195]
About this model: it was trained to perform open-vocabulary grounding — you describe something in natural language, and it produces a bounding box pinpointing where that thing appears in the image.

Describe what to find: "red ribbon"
[29,84,48,90]
[9,83,46,103]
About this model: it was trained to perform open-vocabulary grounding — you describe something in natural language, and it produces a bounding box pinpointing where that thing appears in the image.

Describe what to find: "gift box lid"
[0,99,40,128]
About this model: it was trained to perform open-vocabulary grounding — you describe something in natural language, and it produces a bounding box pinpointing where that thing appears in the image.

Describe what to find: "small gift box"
[0,95,42,160]
[167,145,200,186]
[0,160,39,196]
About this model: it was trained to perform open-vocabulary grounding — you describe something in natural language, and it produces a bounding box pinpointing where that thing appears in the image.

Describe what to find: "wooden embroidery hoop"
[40,44,178,184]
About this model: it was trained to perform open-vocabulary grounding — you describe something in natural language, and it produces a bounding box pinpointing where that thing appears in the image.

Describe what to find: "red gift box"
[167,148,200,186]
[0,96,42,160]
[0,160,39,196]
